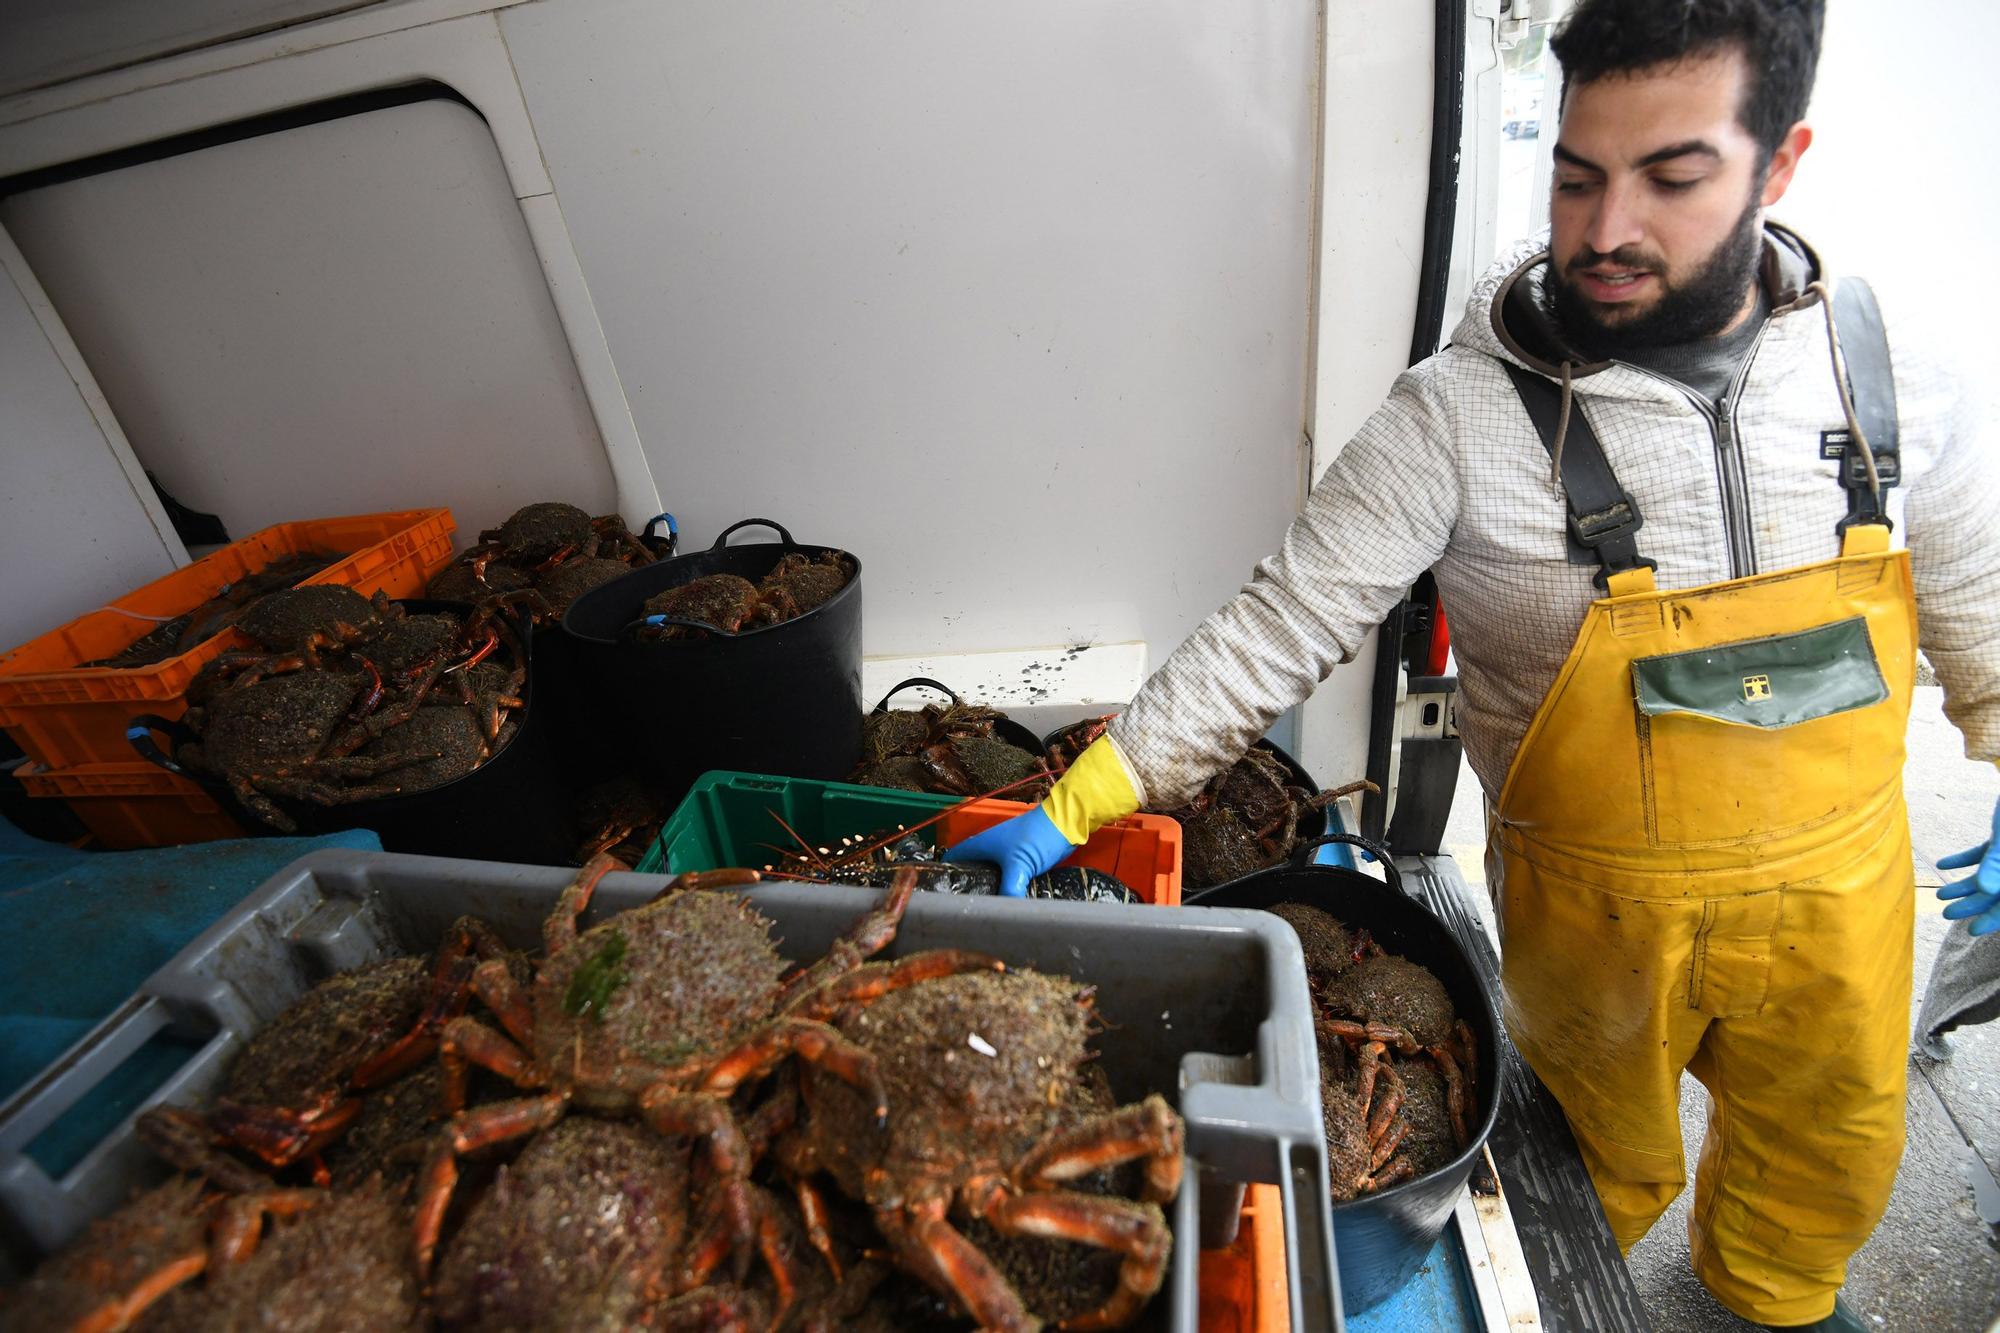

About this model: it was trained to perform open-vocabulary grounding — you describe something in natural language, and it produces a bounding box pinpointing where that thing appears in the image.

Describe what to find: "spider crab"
[3,1176,326,1333]
[139,918,507,1188]
[414,857,1003,1284]
[781,968,1186,1332]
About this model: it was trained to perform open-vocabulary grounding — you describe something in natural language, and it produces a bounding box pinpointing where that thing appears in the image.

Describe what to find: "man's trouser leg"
[1683,823,1912,1325]
[1498,827,1912,1325]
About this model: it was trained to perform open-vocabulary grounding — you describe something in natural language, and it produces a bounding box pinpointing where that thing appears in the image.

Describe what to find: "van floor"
[1441,684,2000,1331]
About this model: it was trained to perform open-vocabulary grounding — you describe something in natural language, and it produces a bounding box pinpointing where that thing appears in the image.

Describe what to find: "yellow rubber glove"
[944,736,1142,896]
[1043,735,1143,842]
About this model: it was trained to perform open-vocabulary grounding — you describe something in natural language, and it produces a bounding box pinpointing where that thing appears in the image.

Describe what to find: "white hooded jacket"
[1109,224,2000,808]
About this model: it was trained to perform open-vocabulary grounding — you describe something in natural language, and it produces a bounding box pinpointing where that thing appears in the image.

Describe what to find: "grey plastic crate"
[0,849,1342,1328]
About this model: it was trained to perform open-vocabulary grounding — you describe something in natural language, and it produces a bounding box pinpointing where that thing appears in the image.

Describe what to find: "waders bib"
[1492,281,1912,1325]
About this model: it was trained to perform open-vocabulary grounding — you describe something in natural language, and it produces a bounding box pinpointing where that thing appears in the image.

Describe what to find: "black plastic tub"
[872,677,1047,759]
[561,519,863,807]
[1185,834,1503,1312]
[128,600,575,866]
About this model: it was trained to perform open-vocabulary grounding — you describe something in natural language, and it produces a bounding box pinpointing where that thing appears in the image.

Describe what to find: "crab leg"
[210,1189,320,1265]
[968,1188,1173,1333]
[880,1195,1037,1333]
[71,1251,208,1333]
[1369,1118,1410,1172]
[772,865,935,1013]
[1322,1017,1421,1056]
[1359,1157,1416,1194]
[1365,1065,1405,1146]
[698,1018,887,1123]
[135,1106,274,1194]
[638,1089,759,1277]
[436,1014,544,1114]
[352,916,509,1088]
[1351,1040,1387,1112]
[207,1091,361,1170]
[1013,1093,1186,1205]
[545,854,624,955]
[787,949,1006,1022]
[1432,1045,1472,1149]
[413,1092,568,1276]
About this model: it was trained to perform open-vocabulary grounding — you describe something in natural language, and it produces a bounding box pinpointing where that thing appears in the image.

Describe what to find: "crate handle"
[1288,832,1403,891]
[1276,1140,1344,1331]
[870,677,962,714]
[127,715,196,775]
[708,517,798,550]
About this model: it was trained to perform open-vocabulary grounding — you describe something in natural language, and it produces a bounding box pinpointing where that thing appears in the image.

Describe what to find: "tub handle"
[709,518,798,550]
[1289,832,1404,893]
[641,511,680,557]
[870,677,962,713]
[127,714,197,775]
[621,614,741,640]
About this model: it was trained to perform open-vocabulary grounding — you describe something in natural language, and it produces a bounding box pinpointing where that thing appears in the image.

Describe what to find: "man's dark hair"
[1550,0,1824,157]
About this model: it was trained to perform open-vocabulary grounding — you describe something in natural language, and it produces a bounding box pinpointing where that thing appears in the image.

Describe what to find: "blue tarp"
[0,818,380,1101]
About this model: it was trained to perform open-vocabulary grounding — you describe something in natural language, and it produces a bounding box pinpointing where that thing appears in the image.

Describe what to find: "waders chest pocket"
[1631,618,1889,848]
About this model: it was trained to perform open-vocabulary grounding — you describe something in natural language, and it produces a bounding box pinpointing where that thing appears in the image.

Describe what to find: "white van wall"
[495,0,1321,663]
[1,97,616,552]
[0,0,1367,770]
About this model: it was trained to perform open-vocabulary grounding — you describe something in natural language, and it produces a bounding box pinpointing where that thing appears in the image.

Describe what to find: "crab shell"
[1320,954,1457,1048]
[530,890,790,1109]
[486,501,595,563]
[800,969,1094,1207]
[433,1117,692,1330]
[149,1186,420,1333]
[225,956,430,1106]
[2,1176,210,1333]
[235,586,382,654]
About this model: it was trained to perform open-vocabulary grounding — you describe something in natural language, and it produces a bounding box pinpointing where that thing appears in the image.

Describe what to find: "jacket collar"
[1475,220,1824,381]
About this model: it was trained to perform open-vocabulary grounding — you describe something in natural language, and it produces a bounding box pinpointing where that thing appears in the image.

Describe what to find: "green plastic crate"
[636,771,961,876]
[638,770,1183,904]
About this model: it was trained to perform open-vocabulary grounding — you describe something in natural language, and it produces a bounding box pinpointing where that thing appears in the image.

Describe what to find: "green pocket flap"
[1631,617,1888,729]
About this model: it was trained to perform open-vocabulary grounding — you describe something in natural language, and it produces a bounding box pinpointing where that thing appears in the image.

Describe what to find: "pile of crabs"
[17,861,1185,1332]
[858,707,1364,893]
[634,550,855,641]
[175,586,533,831]
[426,501,659,622]
[88,551,345,669]
[1270,902,1479,1202]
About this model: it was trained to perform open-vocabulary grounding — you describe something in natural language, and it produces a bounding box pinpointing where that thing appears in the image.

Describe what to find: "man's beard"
[1549,195,1766,357]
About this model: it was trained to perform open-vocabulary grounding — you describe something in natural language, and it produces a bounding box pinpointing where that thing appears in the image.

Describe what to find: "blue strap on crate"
[0,818,381,1104]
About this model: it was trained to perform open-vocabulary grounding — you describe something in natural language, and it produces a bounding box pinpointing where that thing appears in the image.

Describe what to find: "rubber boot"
[1762,1295,1866,1332]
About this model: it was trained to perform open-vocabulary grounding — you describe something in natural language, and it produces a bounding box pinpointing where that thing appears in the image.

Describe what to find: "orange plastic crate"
[0,509,454,769]
[1199,1183,1291,1333]
[16,762,246,849]
[935,797,1183,906]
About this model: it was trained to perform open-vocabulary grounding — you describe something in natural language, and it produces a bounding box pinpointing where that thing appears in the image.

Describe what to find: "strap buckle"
[1567,497,1642,549]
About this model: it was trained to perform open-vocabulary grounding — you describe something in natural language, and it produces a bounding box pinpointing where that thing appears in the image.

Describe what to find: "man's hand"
[1937,798,2000,936]
[943,806,1075,899]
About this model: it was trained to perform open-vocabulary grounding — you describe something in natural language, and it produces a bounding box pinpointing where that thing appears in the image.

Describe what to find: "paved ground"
[1442,685,2000,1331]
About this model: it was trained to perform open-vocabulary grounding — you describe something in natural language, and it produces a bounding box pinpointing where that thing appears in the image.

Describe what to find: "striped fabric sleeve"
[1904,336,2000,764]
[1110,365,1461,809]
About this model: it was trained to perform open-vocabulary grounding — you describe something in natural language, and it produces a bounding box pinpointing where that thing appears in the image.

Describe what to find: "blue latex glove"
[1937,797,2000,936]
[943,806,1074,899]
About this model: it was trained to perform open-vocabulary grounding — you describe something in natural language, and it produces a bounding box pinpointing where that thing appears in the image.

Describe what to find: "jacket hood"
[1451,220,1824,380]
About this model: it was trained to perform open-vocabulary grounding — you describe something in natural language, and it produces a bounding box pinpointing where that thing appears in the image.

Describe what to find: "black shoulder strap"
[1828,277,1901,533]
[1500,361,1657,589]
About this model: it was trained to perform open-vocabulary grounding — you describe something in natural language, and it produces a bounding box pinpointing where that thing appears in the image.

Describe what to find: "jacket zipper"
[1616,324,1769,579]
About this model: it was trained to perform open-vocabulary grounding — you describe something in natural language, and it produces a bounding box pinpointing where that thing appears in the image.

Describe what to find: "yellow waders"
[1492,524,1916,1326]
